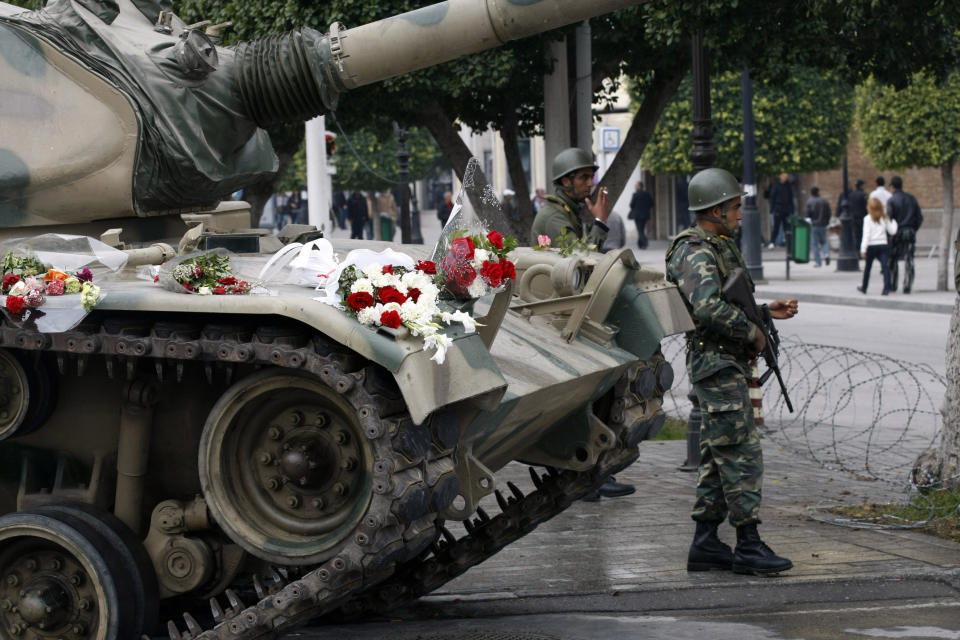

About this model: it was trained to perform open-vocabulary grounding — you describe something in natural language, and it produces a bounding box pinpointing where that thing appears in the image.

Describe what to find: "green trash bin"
[380,214,396,242]
[788,215,810,264]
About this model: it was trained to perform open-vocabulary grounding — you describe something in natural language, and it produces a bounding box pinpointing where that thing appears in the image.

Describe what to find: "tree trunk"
[937,161,954,292]
[500,107,535,241]
[597,70,684,206]
[416,101,474,181]
[913,291,960,489]
[243,151,294,228]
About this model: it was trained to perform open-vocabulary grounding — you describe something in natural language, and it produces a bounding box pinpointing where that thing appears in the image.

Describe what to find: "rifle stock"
[721,268,794,413]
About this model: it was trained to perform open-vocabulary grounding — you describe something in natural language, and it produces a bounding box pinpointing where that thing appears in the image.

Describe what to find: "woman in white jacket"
[858,197,898,295]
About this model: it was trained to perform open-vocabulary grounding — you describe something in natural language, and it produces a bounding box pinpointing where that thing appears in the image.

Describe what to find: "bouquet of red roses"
[438,230,517,299]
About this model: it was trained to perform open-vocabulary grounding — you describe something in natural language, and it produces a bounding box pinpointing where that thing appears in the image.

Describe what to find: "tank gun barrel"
[236,0,643,127]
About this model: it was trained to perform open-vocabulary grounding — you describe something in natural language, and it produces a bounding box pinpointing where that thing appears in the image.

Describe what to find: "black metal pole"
[740,65,763,281]
[681,31,716,471]
[394,123,412,244]
[836,153,859,271]
[411,184,423,244]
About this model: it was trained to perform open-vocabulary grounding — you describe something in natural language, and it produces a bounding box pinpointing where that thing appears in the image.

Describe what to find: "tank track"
[2,314,666,639]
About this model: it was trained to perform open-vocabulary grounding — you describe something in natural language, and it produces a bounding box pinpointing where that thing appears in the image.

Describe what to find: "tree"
[857,72,960,489]
[854,73,960,292]
[642,66,854,177]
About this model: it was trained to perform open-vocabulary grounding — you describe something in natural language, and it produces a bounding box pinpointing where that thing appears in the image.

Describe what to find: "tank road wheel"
[0,349,30,441]
[0,510,143,639]
[200,368,431,566]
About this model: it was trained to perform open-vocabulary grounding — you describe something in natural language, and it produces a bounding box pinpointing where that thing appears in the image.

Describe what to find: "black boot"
[598,476,636,498]
[732,523,793,575]
[687,520,733,571]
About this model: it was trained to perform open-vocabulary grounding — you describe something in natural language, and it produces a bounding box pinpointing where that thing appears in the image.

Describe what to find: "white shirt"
[869,186,892,208]
[861,214,898,253]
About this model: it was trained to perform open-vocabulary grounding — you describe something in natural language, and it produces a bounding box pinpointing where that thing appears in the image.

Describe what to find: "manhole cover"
[383,632,563,640]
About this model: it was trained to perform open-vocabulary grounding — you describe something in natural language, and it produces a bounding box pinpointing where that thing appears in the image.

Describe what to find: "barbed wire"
[660,335,959,530]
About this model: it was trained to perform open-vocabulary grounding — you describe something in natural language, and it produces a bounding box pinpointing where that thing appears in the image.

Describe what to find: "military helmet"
[552,147,598,183]
[688,168,747,212]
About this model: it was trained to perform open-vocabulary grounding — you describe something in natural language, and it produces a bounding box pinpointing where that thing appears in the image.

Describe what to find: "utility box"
[788,216,811,264]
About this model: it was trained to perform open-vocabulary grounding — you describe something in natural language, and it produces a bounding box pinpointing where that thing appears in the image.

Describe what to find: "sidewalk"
[634,240,956,314]
[423,440,960,611]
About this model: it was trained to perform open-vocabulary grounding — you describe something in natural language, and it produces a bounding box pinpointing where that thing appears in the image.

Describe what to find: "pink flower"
[537,235,551,248]
[45,279,65,296]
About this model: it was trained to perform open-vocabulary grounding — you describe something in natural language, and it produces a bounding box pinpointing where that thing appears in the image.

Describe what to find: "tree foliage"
[642,66,854,177]
[854,72,960,172]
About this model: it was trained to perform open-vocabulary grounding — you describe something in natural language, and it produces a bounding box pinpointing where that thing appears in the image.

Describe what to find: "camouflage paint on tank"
[0,19,138,226]
[402,2,449,26]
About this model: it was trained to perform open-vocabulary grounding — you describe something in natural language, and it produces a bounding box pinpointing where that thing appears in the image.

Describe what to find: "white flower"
[198,286,212,295]
[363,263,383,280]
[399,300,428,324]
[350,278,374,294]
[173,264,194,281]
[467,278,488,298]
[400,271,433,291]
[372,271,401,288]
[441,310,477,333]
[357,306,378,325]
[424,332,452,364]
[472,248,490,268]
[8,280,27,296]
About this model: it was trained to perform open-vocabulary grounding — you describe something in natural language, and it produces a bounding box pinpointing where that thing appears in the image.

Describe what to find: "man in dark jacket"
[628,181,654,249]
[847,179,868,250]
[765,173,794,248]
[347,191,369,240]
[886,176,922,293]
[805,187,832,267]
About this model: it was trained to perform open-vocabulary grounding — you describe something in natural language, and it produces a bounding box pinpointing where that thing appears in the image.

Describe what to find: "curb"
[756,289,955,314]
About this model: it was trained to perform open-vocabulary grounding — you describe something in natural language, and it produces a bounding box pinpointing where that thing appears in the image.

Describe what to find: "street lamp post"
[394,123,412,244]
[836,154,860,271]
[740,65,763,281]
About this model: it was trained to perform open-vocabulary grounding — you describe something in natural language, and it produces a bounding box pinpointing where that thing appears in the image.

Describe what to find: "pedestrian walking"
[437,191,454,228]
[885,175,923,294]
[502,189,519,221]
[667,167,797,576]
[347,190,368,240]
[805,187,832,267]
[869,176,892,209]
[847,179,868,250]
[628,181,654,249]
[858,197,898,295]
[765,173,793,248]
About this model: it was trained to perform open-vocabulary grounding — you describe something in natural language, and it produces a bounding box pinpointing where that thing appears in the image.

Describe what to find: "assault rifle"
[721,267,794,413]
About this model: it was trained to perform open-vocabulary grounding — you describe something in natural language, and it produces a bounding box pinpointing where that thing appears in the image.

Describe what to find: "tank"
[0,1,695,638]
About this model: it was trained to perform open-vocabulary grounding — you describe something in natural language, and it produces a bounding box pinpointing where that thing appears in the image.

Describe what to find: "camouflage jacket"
[665,225,759,382]
[530,190,607,247]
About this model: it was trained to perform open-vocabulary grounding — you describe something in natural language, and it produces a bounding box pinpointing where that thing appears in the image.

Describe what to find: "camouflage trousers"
[691,366,763,527]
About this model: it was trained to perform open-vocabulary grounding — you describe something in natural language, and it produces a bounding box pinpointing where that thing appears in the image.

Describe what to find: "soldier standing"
[665,168,797,575]
[530,148,611,247]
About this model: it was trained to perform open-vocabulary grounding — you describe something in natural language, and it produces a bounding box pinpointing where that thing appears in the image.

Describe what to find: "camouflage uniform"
[530,189,608,247]
[666,225,763,527]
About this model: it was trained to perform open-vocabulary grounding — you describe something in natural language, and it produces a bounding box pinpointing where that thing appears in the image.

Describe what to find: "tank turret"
[1,0,637,229]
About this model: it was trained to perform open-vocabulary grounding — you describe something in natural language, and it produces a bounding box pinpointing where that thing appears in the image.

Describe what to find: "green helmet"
[688,168,747,212]
[552,147,598,183]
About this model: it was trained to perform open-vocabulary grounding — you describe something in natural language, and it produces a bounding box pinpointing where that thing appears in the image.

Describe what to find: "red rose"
[219,276,237,286]
[382,265,394,275]
[453,264,477,289]
[2,273,20,292]
[480,260,503,288]
[486,230,504,250]
[450,237,475,262]
[440,255,457,277]
[378,286,407,305]
[348,291,375,310]
[194,266,203,278]
[380,309,402,329]
[153,275,159,283]
[181,282,194,292]
[499,257,516,281]
[416,260,437,274]
[231,286,245,294]
[213,286,227,295]
[5,296,24,314]
[407,287,421,303]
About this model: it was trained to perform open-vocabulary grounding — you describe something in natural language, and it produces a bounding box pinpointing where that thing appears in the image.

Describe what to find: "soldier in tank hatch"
[530,148,611,247]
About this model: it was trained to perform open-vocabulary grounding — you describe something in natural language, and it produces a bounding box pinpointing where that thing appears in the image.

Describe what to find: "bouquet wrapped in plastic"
[0,234,127,332]
[431,158,518,300]
[153,249,265,295]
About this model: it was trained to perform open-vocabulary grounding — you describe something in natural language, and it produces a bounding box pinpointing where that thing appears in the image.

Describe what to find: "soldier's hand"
[752,329,767,355]
[769,299,798,320]
[585,187,611,222]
